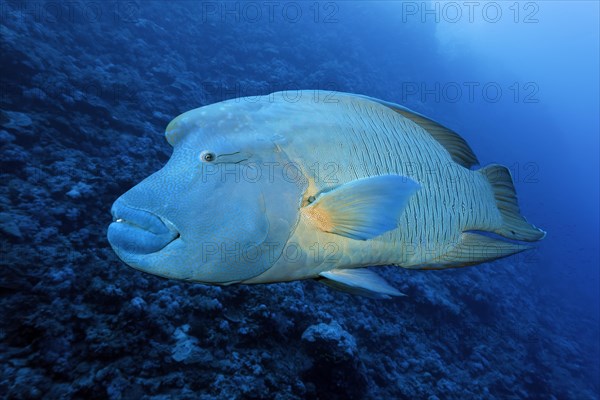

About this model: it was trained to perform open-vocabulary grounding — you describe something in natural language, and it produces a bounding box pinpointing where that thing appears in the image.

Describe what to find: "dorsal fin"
[392,108,479,168]
[355,95,479,168]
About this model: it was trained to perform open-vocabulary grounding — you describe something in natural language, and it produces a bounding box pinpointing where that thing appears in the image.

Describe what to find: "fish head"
[107,100,304,284]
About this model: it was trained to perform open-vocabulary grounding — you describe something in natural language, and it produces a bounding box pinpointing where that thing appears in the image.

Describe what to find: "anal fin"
[318,268,405,299]
[423,232,532,270]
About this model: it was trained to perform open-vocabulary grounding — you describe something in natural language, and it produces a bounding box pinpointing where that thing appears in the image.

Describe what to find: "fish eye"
[200,151,216,163]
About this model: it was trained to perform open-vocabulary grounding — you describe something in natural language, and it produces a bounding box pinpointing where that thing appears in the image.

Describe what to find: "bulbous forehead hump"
[164,98,271,147]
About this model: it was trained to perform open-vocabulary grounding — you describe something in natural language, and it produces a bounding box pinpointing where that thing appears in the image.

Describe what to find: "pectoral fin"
[318,268,405,299]
[301,175,420,240]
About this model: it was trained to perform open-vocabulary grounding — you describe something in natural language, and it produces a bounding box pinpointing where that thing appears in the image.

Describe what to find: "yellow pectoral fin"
[300,175,420,241]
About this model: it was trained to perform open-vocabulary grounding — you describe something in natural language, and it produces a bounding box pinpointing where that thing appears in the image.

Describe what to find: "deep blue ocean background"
[1,1,598,399]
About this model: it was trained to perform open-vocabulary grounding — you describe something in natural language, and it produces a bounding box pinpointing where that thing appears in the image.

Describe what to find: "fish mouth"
[107,201,180,255]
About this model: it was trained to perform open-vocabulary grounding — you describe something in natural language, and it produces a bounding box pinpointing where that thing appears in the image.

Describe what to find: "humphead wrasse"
[107,91,545,298]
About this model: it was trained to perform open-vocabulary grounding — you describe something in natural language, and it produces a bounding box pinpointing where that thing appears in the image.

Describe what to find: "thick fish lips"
[108,201,180,255]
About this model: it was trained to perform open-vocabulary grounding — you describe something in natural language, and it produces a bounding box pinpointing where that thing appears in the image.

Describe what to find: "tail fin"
[481,164,546,242]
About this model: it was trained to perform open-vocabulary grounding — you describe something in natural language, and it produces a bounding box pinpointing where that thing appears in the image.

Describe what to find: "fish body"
[108,91,545,297]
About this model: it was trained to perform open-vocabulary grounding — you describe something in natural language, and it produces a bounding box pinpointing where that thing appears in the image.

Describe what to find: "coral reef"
[0,1,597,399]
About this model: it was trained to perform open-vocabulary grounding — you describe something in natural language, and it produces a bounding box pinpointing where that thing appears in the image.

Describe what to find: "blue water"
[1,1,598,399]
